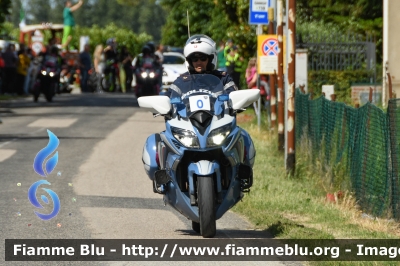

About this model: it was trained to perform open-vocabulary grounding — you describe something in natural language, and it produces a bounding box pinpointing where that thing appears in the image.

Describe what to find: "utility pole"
[285,0,296,173]
[277,0,284,151]
[383,0,388,107]
[268,7,276,129]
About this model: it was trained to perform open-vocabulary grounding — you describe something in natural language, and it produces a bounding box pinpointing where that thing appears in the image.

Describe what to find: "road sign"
[261,38,279,56]
[258,35,278,74]
[249,0,270,25]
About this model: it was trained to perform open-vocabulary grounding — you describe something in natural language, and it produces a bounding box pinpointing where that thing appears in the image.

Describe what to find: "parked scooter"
[139,74,259,238]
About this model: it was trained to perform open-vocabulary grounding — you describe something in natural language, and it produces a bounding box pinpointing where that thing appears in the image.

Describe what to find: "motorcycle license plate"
[189,95,211,112]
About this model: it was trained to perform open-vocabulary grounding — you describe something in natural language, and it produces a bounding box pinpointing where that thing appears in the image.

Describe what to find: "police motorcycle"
[138,74,259,238]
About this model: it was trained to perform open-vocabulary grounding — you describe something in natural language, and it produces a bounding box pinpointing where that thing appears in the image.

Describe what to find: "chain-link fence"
[296,89,400,219]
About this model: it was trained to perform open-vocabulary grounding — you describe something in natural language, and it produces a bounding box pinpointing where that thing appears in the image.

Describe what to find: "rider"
[145,35,255,193]
[164,34,238,98]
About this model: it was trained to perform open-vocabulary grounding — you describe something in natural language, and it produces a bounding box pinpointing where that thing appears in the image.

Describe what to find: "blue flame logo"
[33,130,59,177]
[29,130,61,220]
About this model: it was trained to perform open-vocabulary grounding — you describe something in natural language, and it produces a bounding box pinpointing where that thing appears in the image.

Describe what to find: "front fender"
[187,160,222,197]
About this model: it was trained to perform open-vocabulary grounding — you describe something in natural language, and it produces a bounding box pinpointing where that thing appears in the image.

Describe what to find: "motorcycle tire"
[192,221,200,234]
[197,175,216,238]
[101,77,111,92]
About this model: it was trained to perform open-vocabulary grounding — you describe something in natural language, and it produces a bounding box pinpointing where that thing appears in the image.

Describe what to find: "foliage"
[160,0,260,59]
[0,0,11,29]
[296,0,383,60]
[1,22,20,40]
[308,70,379,104]
[72,23,153,56]
[9,0,166,43]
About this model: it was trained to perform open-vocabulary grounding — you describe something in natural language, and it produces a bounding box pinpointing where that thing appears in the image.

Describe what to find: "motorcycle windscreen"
[169,74,226,118]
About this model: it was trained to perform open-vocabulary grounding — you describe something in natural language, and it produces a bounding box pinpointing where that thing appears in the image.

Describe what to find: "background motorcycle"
[135,67,160,97]
[32,63,58,102]
[101,59,120,92]
[138,74,259,238]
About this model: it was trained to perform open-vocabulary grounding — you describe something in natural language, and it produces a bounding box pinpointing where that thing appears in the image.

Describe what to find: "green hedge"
[308,69,382,104]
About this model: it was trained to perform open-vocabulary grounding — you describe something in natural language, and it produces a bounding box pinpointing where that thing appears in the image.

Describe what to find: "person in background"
[16,47,31,95]
[224,39,233,58]
[23,48,34,94]
[62,0,84,50]
[79,44,92,92]
[119,46,133,93]
[0,50,4,94]
[225,47,236,77]
[245,57,258,89]
[2,44,18,95]
[154,44,164,64]
[232,46,244,89]
[93,44,105,92]
[217,40,226,72]
[245,57,269,98]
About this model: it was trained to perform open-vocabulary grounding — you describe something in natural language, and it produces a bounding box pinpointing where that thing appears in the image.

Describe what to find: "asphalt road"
[0,92,301,266]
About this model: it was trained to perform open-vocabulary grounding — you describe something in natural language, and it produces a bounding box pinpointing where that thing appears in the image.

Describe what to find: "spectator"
[0,50,4,94]
[245,57,257,89]
[62,0,84,50]
[118,46,133,93]
[224,39,233,58]
[245,57,269,97]
[23,48,35,94]
[232,46,244,89]
[16,47,31,95]
[79,44,92,92]
[2,44,18,95]
[154,44,164,64]
[225,47,236,76]
[217,40,226,71]
[93,44,105,91]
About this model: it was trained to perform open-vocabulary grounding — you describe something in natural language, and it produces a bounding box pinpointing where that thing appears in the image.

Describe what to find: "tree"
[160,0,257,58]
[10,0,23,27]
[27,0,52,24]
[0,0,11,28]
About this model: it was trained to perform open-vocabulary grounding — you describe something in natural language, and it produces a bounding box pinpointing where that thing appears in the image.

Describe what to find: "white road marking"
[27,118,78,128]
[0,149,16,162]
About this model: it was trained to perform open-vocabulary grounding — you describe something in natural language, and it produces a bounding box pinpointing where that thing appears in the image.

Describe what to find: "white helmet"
[184,34,217,72]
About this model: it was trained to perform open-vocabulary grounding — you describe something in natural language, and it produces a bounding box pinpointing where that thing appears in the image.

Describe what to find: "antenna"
[187,9,191,38]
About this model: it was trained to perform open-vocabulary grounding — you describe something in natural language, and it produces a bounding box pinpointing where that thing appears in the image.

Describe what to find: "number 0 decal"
[189,95,211,112]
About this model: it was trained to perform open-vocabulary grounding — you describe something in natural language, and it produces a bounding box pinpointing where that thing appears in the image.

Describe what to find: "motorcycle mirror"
[217,94,229,102]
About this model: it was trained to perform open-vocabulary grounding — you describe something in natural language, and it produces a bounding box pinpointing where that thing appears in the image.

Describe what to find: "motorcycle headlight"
[207,124,231,147]
[149,72,155,78]
[141,72,148,78]
[41,70,47,75]
[171,127,199,148]
[49,72,54,77]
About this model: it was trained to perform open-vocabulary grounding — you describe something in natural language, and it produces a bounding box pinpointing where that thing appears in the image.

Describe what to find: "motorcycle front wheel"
[197,175,216,238]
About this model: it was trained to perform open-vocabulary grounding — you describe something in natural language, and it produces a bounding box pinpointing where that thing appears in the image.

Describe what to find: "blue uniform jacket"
[164,70,238,98]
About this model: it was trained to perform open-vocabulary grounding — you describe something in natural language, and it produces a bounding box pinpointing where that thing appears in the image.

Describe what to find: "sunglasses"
[191,56,208,62]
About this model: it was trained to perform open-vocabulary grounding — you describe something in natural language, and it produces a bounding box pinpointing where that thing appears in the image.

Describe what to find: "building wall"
[387,0,400,98]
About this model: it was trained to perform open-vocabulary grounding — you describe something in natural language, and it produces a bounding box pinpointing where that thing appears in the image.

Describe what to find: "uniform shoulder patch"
[180,73,191,81]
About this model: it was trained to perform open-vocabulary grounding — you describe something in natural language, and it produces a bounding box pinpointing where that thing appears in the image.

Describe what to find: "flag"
[19,8,26,29]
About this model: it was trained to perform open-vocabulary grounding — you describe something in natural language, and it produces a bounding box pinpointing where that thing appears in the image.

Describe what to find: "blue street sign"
[249,0,270,25]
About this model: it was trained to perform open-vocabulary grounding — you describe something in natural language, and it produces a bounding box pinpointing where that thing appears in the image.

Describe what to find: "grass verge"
[231,109,400,264]
[233,109,400,239]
